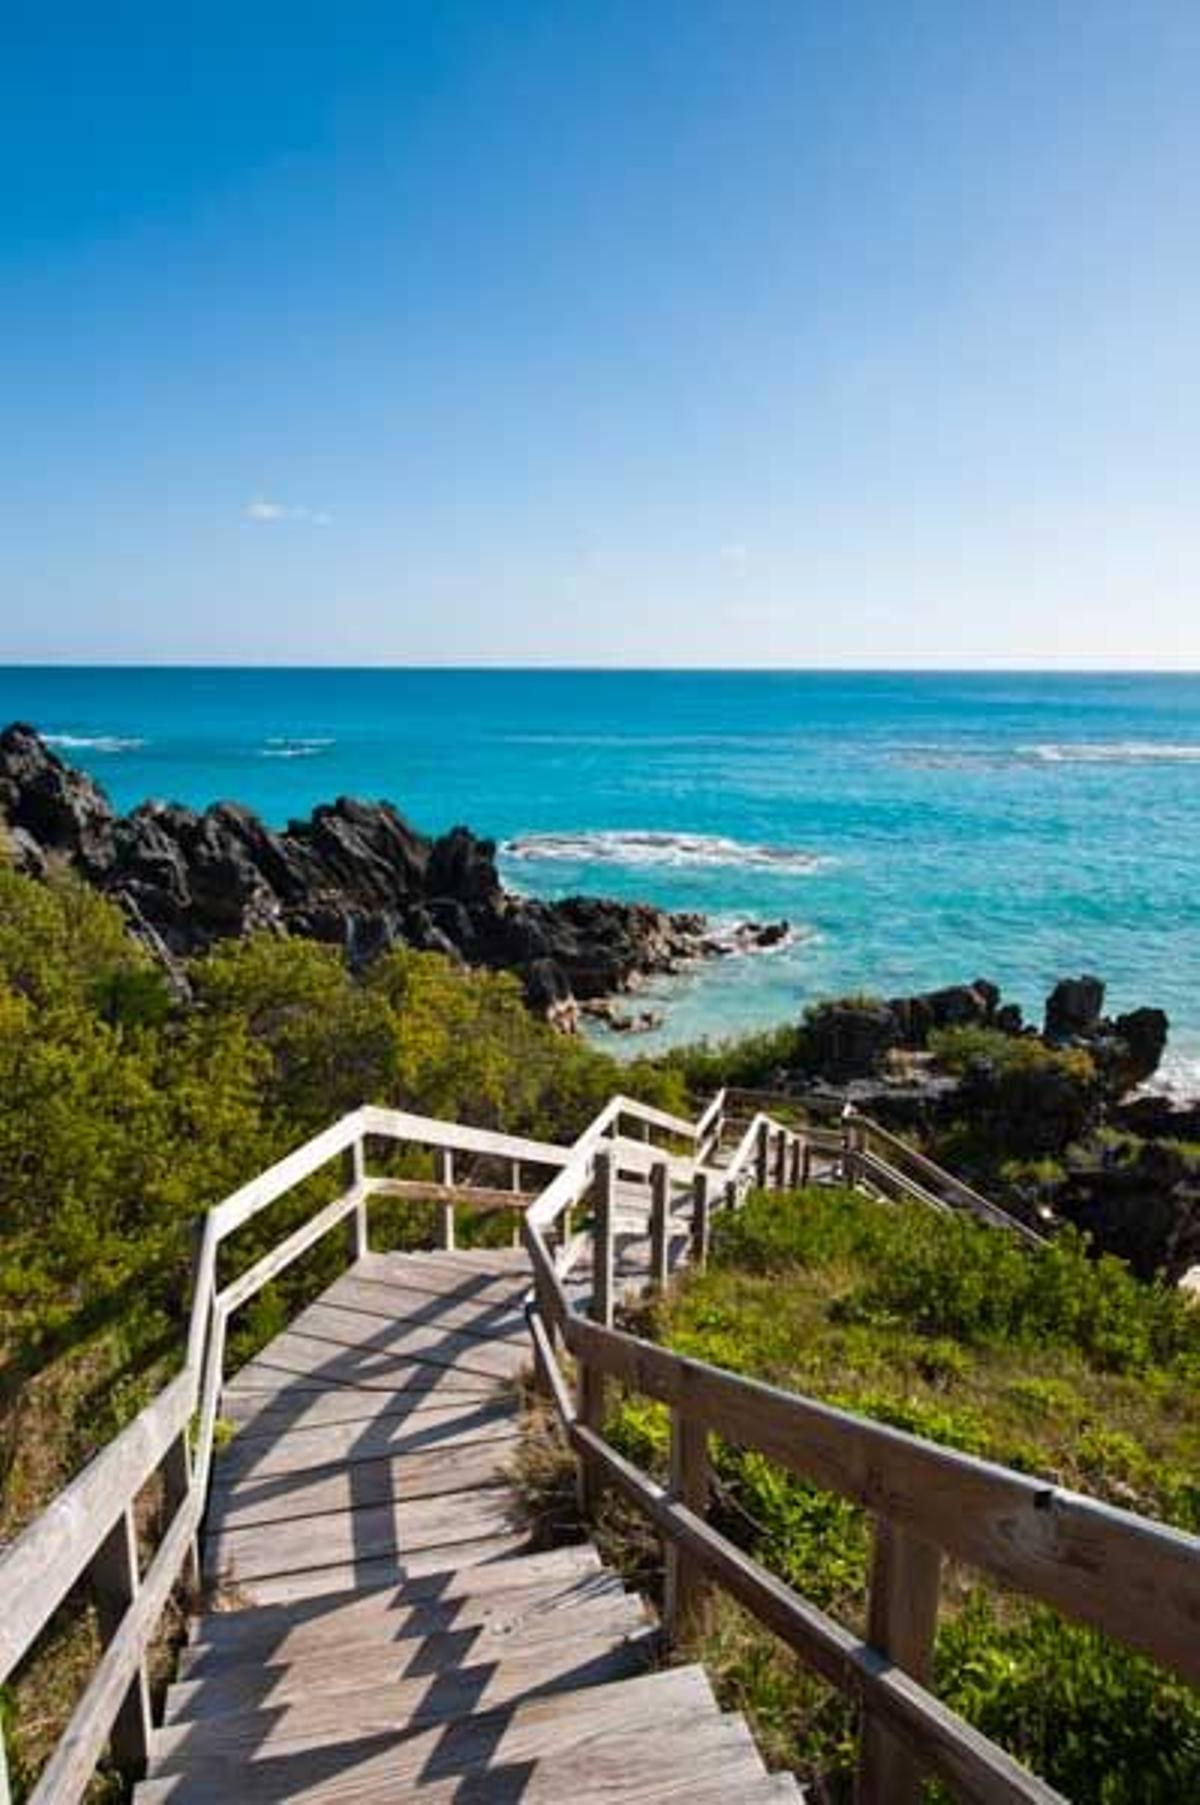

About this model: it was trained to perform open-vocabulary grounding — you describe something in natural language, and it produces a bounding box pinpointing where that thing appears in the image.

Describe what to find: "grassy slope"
[603,1188,1200,1803]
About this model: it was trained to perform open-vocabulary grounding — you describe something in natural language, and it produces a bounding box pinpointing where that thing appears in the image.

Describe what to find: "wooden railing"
[0,1100,598,1805]
[4,1081,1188,1803]
[523,1098,1200,1805]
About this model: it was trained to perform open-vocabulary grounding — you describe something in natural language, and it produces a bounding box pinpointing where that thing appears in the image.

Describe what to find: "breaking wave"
[260,736,335,760]
[1023,741,1200,765]
[501,829,826,876]
[892,739,1200,772]
[45,733,146,754]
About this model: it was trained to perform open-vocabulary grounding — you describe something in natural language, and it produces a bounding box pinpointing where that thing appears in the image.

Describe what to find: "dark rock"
[1058,1142,1200,1284]
[803,1000,899,1080]
[1109,1007,1170,1091]
[1044,975,1106,1041]
[0,725,762,1027]
[0,722,116,874]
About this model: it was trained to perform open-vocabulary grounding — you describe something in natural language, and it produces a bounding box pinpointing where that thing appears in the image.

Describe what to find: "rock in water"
[0,724,786,1024]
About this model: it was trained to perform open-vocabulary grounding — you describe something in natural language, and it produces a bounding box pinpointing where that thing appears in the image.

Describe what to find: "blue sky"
[1,1,1198,666]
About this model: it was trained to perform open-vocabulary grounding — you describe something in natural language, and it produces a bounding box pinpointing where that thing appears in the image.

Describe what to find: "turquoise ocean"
[2,667,1197,1090]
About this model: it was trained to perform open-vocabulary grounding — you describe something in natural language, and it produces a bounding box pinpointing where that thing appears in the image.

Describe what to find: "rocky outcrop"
[0,724,786,1023]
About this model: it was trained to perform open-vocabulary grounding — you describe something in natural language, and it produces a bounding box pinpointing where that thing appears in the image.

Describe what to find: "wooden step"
[208,1436,520,1530]
[164,1593,651,1721]
[223,1531,537,1607]
[181,1561,621,1676]
[136,1664,732,1800]
[240,1323,525,1388]
[204,1480,522,1585]
[221,1376,509,1436]
[215,1398,520,1481]
[148,1624,659,1771]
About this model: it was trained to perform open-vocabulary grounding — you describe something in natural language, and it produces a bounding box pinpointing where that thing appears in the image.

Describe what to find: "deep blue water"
[2,667,1197,1085]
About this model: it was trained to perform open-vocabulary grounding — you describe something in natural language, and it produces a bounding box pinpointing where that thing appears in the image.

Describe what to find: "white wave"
[45,733,146,753]
[1137,1049,1200,1105]
[260,736,335,759]
[1024,741,1200,766]
[501,829,826,876]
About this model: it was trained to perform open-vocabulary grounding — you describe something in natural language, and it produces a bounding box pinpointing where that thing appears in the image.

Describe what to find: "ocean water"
[2,667,1198,1089]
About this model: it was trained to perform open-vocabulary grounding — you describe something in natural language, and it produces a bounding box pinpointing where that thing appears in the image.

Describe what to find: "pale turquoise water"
[2,668,1197,1085]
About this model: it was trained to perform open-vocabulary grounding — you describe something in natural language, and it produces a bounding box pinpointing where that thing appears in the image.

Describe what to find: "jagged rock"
[0,726,785,1027]
[0,722,116,873]
[1058,1142,1200,1284]
[1109,1007,1170,1091]
[803,1000,898,1080]
[887,979,1000,1046]
[1044,974,1106,1041]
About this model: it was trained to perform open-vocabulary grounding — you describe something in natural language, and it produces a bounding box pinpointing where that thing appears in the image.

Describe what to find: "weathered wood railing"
[523,1098,1200,1805]
[4,1079,1178,1802]
[0,1097,624,1805]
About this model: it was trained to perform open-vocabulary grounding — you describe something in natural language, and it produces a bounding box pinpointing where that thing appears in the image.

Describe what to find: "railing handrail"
[5,1078,1155,1803]
[523,1099,1200,1805]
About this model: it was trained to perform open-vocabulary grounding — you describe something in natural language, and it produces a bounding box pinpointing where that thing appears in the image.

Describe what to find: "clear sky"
[2,2,1198,667]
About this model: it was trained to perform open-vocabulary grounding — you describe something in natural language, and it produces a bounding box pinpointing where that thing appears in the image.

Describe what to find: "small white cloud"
[244,498,332,525]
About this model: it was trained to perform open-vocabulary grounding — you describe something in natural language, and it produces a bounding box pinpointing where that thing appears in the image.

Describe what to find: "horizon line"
[2,661,1200,677]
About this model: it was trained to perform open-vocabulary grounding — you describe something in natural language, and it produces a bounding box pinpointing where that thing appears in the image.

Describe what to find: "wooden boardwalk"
[135,1246,802,1802]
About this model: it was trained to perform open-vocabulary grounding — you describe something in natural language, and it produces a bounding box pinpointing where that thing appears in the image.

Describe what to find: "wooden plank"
[355,1248,529,1295]
[149,1626,657,1768]
[592,1149,615,1328]
[367,1175,537,1213]
[180,1566,622,1674]
[136,1664,722,1801]
[203,1484,523,1584]
[855,1522,942,1805]
[187,1545,606,1658]
[664,1409,710,1646]
[29,1493,202,1805]
[222,1376,505,1434]
[691,1171,711,1270]
[573,1425,1064,1805]
[90,1505,152,1777]
[281,1299,525,1359]
[223,1532,536,1607]
[164,1594,649,1721]
[566,1315,1200,1686]
[217,1185,365,1315]
[0,1367,191,1684]
[359,1103,570,1172]
[208,1437,520,1528]
[215,1401,521,1481]
[236,1324,524,1386]
[650,1159,671,1290]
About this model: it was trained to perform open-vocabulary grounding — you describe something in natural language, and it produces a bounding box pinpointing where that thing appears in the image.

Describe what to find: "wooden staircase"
[134,1248,802,1802]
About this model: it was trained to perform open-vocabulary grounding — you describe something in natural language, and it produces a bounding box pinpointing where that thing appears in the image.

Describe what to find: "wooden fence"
[523,1099,1200,1805]
[2,1083,1192,1803]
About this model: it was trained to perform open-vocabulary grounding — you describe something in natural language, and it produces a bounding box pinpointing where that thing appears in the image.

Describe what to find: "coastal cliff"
[0,723,784,1026]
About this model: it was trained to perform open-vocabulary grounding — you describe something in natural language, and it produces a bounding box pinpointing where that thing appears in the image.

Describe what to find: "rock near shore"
[0,724,786,1023]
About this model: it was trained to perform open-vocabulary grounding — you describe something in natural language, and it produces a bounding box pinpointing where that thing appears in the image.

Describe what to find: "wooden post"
[691,1170,711,1270]
[802,1139,813,1185]
[0,1726,10,1805]
[650,1157,671,1291]
[91,1505,152,1777]
[437,1148,455,1251]
[773,1127,788,1189]
[755,1119,771,1189]
[162,1426,200,1595]
[842,1110,858,1186]
[854,1520,942,1804]
[663,1407,711,1646]
[789,1134,804,1188]
[511,1158,522,1248]
[576,1353,608,1518]
[592,1149,615,1327]
[344,1136,368,1261]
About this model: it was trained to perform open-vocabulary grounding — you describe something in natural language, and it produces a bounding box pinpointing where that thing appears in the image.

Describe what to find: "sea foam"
[502,829,825,876]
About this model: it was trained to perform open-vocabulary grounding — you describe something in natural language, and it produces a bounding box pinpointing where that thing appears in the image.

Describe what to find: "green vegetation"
[0,859,687,1534]
[601,1187,1200,1801]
